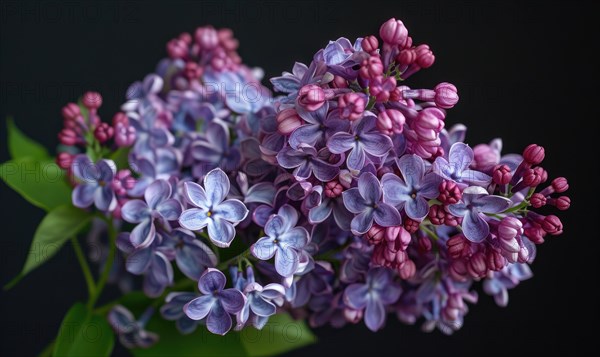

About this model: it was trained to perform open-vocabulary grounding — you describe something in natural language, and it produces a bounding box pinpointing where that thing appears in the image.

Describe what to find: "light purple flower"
[128,149,181,197]
[191,120,241,179]
[276,144,340,182]
[108,305,158,349]
[160,292,200,334]
[328,115,393,171]
[179,168,249,247]
[317,37,368,79]
[121,179,182,248]
[236,267,285,330]
[483,263,533,307]
[270,61,329,104]
[343,172,402,235]
[250,204,310,277]
[289,101,349,150]
[433,142,491,186]
[71,155,117,211]
[308,192,353,231]
[448,186,512,242]
[344,267,401,331]
[381,154,442,220]
[162,228,217,280]
[183,268,246,335]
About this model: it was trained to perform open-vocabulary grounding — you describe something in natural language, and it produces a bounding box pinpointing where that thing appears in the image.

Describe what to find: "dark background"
[1,0,598,356]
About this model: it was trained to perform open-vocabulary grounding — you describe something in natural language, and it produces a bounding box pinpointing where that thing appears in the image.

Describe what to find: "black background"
[1,0,598,356]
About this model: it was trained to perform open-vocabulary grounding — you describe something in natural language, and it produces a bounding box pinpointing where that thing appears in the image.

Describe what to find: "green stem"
[420,225,440,241]
[70,237,96,297]
[217,248,251,270]
[87,217,116,310]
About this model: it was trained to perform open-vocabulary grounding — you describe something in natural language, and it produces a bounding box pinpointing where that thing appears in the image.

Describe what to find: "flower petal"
[156,199,183,221]
[344,283,368,309]
[447,203,468,217]
[351,210,374,235]
[198,268,227,294]
[72,184,96,209]
[250,296,277,317]
[360,133,393,156]
[475,195,512,214]
[96,159,116,182]
[214,199,249,223]
[184,181,208,208]
[461,169,492,186]
[346,144,366,171]
[276,146,306,169]
[108,305,136,333]
[449,142,474,173]
[364,297,385,331]
[129,220,156,248]
[308,200,333,224]
[462,211,490,243]
[145,179,172,210]
[94,185,115,211]
[251,237,277,260]
[204,168,230,206]
[358,172,382,205]
[177,317,199,335]
[176,240,216,280]
[207,218,236,248]
[274,247,299,277]
[397,154,424,188]
[245,183,276,205]
[184,295,216,320]
[311,159,340,181]
[125,247,152,275]
[373,203,402,227]
[161,292,197,320]
[179,208,209,231]
[279,227,309,249]
[404,197,430,220]
[219,289,246,314]
[289,124,322,150]
[71,155,97,182]
[121,199,150,223]
[206,302,232,335]
[327,132,355,154]
[342,187,368,213]
[419,172,443,199]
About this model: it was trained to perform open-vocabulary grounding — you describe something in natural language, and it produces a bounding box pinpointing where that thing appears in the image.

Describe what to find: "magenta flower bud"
[297,84,326,111]
[447,234,470,259]
[434,82,459,109]
[58,128,78,146]
[428,204,445,225]
[82,91,102,110]
[61,103,81,121]
[386,226,411,250]
[530,193,547,208]
[523,167,543,187]
[403,218,419,233]
[492,164,512,185]
[276,108,303,135]
[500,237,520,254]
[418,236,432,253]
[524,226,545,244]
[361,35,379,53]
[167,38,189,59]
[396,48,416,66]
[184,61,203,80]
[94,122,114,143]
[332,75,348,89]
[114,122,136,147]
[398,260,416,279]
[487,249,506,271]
[438,180,462,205]
[541,215,563,235]
[497,216,523,241]
[523,144,545,165]
[413,107,445,141]
[338,92,366,121]
[366,224,385,245]
[195,26,218,50]
[517,246,529,263]
[550,196,571,211]
[344,308,363,324]
[379,18,408,46]
[473,144,500,172]
[324,180,343,198]
[111,169,136,196]
[112,112,128,126]
[179,32,192,44]
[359,55,384,79]
[415,44,435,68]
[376,109,405,135]
[369,76,397,102]
[389,86,403,102]
[467,251,487,278]
[552,177,569,193]
[56,152,73,170]
[449,259,469,282]
[217,28,239,51]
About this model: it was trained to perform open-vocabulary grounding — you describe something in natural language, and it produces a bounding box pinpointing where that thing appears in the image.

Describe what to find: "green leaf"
[109,147,130,169]
[128,311,314,357]
[241,313,316,357]
[54,303,114,357]
[6,117,49,160]
[4,205,92,290]
[0,158,71,211]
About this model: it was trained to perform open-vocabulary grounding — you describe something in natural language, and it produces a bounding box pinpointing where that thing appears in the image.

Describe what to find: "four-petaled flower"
[108,305,158,349]
[160,292,201,334]
[162,228,217,280]
[121,179,183,248]
[236,267,286,330]
[277,144,340,182]
[179,168,249,247]
[191,120,241,179]
[288,101,349,149]
[344,267,402,331]
[250,204,310,277]
[184,269,246,335]
[327,115,393,172]
[433,142,491,186]
[382,154,442,220]
[343,172,402,235]
[448,186,512,242]
[71,155,117,211]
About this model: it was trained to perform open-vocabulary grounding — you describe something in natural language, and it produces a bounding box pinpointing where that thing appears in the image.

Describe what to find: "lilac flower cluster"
[56,20,570,347]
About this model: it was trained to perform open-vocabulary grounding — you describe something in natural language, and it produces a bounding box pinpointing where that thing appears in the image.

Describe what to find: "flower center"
[207,211,212,217]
